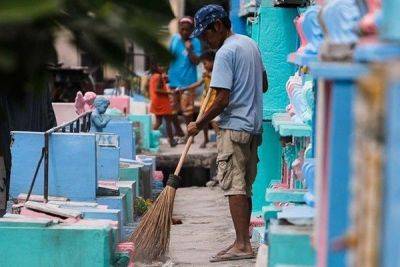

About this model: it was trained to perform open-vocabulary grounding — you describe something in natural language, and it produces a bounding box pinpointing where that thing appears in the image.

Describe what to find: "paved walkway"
[168,187,256,267]
[147,135,218,170]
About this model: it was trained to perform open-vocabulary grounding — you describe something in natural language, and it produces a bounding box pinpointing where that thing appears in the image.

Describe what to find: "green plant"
[134,197,153,217]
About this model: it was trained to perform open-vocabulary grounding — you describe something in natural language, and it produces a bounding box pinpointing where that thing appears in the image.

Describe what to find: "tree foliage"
[185,0,230,16]
[0,0,174,97]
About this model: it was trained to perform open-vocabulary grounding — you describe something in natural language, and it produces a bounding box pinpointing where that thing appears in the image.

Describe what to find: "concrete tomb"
[103,120,135,159]
[10,132,97,201]
[97,133,120,181]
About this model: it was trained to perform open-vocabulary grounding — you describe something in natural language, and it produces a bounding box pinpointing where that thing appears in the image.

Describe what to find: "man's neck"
[220,30,233,46]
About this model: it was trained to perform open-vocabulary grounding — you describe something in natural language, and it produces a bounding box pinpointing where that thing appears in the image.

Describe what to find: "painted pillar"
[381,0,400,42]
[258,1,298,118]
[230,0,247,35]
[311,63,369,267]
[380,5,400,265]
[253,120,282,211]
[381,68,400,267]
[250,0,298,211]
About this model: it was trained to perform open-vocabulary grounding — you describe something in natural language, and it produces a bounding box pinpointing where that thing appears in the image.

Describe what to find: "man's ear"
[214,20,224,33]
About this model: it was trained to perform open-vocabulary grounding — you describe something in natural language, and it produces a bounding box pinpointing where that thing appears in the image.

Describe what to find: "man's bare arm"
[196,87,230,129]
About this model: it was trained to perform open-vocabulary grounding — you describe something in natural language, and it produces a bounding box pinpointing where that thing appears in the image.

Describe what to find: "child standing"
[149,64,177,147]
[181,50,219,148]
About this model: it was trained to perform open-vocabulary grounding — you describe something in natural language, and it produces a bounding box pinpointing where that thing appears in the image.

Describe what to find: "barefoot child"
[180,50,219,148]
[149,63,177,147]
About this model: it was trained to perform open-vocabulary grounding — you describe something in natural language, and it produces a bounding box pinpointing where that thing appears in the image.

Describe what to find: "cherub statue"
[74,91,97,115]
[90,97,111,132]
[319,0,361,61]
[302,5,324,55]
[294,14,307,54]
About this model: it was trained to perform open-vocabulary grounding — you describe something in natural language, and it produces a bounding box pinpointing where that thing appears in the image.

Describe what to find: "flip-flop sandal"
[211,244,234,259]
[211,244,259,259]
[209,251,256,263]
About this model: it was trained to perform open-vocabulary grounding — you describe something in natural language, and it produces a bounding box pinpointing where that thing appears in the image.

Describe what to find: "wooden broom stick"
[174,87,214,176]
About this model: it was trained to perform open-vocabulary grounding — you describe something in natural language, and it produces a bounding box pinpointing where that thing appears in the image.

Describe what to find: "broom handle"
[174,88,214,176]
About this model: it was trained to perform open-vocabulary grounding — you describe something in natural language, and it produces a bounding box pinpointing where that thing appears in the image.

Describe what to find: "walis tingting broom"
[129,87,214,262]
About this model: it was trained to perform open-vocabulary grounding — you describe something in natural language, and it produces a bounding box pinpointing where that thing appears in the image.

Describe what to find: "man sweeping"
[187,4,268,263]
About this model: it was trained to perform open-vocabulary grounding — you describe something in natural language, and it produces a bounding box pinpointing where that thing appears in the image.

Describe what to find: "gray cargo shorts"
[216,129,261,197]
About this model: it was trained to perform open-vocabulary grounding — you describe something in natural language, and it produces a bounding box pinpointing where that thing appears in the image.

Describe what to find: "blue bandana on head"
[191,4,228,38]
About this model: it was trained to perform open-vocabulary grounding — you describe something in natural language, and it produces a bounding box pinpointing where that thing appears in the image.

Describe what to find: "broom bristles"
[129,185,176,262]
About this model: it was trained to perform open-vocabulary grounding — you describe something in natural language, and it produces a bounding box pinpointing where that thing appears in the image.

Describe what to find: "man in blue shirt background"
[168,17,202,137]
[188,5,268,263]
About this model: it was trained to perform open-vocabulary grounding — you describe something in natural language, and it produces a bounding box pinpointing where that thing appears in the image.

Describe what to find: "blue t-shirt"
[211,34,264,134]
[168,34,202,88]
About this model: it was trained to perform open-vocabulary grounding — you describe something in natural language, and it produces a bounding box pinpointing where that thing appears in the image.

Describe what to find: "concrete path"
[168,187,256,267]
[148,136,218,170]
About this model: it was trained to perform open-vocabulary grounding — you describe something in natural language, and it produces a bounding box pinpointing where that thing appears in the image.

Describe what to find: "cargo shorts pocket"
[217,153,233,190]
[230,131,251,144]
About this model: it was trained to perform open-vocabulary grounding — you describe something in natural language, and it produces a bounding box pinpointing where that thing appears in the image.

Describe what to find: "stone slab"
[48,201,98,208]
[68,207,122,242]
[18,194,69,203]
[0,214,53,227]
[272,114,312,137]
[25,201,82,219]
[266,188,307,203]
[277,205,315,221]
[278,123,312,137]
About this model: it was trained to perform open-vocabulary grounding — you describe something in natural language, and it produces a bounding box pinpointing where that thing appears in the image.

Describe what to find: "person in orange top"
[180,50,219,148]
[149,63,177,147]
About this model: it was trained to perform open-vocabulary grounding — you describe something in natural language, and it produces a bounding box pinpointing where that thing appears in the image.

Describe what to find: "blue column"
[230,0,247,35]
[380,10,400,263]
[310,62,369,267]
[252,120,282,211]
[326,80,354,267]
[381,0,400,42]
[381,75,400,267]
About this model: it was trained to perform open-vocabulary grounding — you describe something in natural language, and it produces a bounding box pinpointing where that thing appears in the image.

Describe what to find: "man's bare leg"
[226,195,253,253]
[214,197,253,256]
